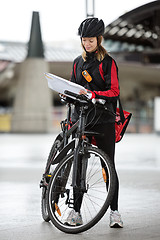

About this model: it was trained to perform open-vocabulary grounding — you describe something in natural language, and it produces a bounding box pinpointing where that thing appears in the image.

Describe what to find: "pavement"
[0,133,160,240]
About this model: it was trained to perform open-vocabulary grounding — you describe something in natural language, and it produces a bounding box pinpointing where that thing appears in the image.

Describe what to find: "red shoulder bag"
[115,99,132,143]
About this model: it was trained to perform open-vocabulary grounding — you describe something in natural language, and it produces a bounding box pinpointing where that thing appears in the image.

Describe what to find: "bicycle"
[40,90,116,234]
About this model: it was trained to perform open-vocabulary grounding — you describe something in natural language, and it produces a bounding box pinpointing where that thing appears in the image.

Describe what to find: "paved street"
[0,133,160,240]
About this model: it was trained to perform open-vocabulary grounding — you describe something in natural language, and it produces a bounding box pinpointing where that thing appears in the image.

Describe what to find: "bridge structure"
[0,1,160,133]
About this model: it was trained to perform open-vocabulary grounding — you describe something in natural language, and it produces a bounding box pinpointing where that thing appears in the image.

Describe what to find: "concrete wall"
[11,58,53,133]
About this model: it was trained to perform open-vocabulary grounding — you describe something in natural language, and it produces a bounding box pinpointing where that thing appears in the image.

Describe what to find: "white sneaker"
[65,209,83,226]
[109,210,123,228]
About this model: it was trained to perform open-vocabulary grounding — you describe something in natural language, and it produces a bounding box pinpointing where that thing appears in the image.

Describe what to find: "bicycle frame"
[41,93,104,191]
[72,104,89,189]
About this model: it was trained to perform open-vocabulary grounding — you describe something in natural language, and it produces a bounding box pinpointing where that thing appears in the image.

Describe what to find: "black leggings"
[91,122,119,211]
[74,122,119,212]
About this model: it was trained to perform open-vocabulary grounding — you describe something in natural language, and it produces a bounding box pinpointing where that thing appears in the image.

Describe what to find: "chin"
[86,49,92,52]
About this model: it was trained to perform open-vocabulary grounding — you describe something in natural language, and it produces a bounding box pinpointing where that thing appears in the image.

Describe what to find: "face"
[82,37,97,52]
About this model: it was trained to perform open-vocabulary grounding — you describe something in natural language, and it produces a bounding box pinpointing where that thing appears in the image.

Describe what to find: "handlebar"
[64,90,89,102]
[63,90,116,116]
[64,90,106,106]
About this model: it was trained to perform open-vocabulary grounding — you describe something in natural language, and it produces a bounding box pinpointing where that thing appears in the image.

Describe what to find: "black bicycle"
[40,91,116,234]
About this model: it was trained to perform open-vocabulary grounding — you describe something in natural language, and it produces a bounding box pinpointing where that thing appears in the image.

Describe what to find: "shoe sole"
[110,223,123,228]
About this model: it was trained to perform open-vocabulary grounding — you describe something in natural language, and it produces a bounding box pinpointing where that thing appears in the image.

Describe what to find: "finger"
[79,90,87,95]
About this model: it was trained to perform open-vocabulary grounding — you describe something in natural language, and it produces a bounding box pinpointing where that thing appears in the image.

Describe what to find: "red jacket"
[70,52,120,102]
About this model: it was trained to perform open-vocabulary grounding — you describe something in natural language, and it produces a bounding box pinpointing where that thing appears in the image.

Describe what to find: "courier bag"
[115,99,132,143]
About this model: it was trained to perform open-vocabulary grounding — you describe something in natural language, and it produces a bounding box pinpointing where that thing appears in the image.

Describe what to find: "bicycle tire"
[41,187,50,222]
[47,146,116,234]
[41,138,62,222]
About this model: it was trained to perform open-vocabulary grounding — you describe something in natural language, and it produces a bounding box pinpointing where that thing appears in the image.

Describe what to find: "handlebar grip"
[64,90,79,99]
[64,90,88,101]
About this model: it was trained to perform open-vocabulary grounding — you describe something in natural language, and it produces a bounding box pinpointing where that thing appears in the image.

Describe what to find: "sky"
[0,0,155,44]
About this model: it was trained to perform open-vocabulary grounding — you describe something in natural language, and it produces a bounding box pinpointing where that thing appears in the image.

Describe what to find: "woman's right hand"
[59,93,66,98]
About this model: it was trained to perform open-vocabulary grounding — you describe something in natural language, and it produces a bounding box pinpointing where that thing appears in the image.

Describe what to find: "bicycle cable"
[84,104,103,130]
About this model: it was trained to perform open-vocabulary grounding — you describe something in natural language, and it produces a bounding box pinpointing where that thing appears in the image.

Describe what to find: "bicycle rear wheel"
[47,146,116,234]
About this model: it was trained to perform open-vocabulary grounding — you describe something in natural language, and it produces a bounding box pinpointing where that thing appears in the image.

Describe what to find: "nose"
[85,40,90,46]
[85,42,91,49]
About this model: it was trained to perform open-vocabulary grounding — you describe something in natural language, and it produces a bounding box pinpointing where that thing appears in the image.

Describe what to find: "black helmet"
[78,17,105,38]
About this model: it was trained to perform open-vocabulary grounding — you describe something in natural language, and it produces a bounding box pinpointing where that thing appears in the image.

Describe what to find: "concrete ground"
[0,133,160,240]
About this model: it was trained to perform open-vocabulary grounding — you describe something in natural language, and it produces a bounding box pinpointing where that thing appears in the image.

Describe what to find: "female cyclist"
[66,17,123,228]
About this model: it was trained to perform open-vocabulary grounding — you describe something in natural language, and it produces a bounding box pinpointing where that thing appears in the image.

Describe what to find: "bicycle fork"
[72,137,80,188]
[72,104,88,204]
[72,137,88,193]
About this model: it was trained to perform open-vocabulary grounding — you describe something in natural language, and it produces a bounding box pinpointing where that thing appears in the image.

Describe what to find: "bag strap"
[118,98,125,124]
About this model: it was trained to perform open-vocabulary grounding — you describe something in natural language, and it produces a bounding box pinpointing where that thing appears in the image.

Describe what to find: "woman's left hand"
[79,89,96,99]
[79,90,87,95]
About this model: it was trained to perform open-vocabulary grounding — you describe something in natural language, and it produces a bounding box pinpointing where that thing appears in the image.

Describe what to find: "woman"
[66,17,123,228]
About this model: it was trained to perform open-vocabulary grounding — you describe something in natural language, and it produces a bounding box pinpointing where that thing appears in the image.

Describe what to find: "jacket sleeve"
[93,58,120,102]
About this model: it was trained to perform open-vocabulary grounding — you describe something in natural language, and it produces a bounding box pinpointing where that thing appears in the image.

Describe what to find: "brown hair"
[81,36,108,62]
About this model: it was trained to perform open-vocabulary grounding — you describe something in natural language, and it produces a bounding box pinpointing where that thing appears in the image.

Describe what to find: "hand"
[86,90,96,99]
[79,89,96,99]
[79,90,87,95]
[59,93,66,100]
[59,93,65,97]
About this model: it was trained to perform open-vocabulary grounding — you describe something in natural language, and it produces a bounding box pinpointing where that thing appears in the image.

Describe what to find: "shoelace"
[111,211,121,221]
[68,209,75,219]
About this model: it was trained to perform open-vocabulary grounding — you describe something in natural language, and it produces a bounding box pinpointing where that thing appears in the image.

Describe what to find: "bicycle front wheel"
[47,146,116,234]
[41,138,62,222]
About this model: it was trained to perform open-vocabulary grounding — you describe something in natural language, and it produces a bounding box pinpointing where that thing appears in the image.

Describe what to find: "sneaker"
[65,209,83,226]
[109,210,123,228]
